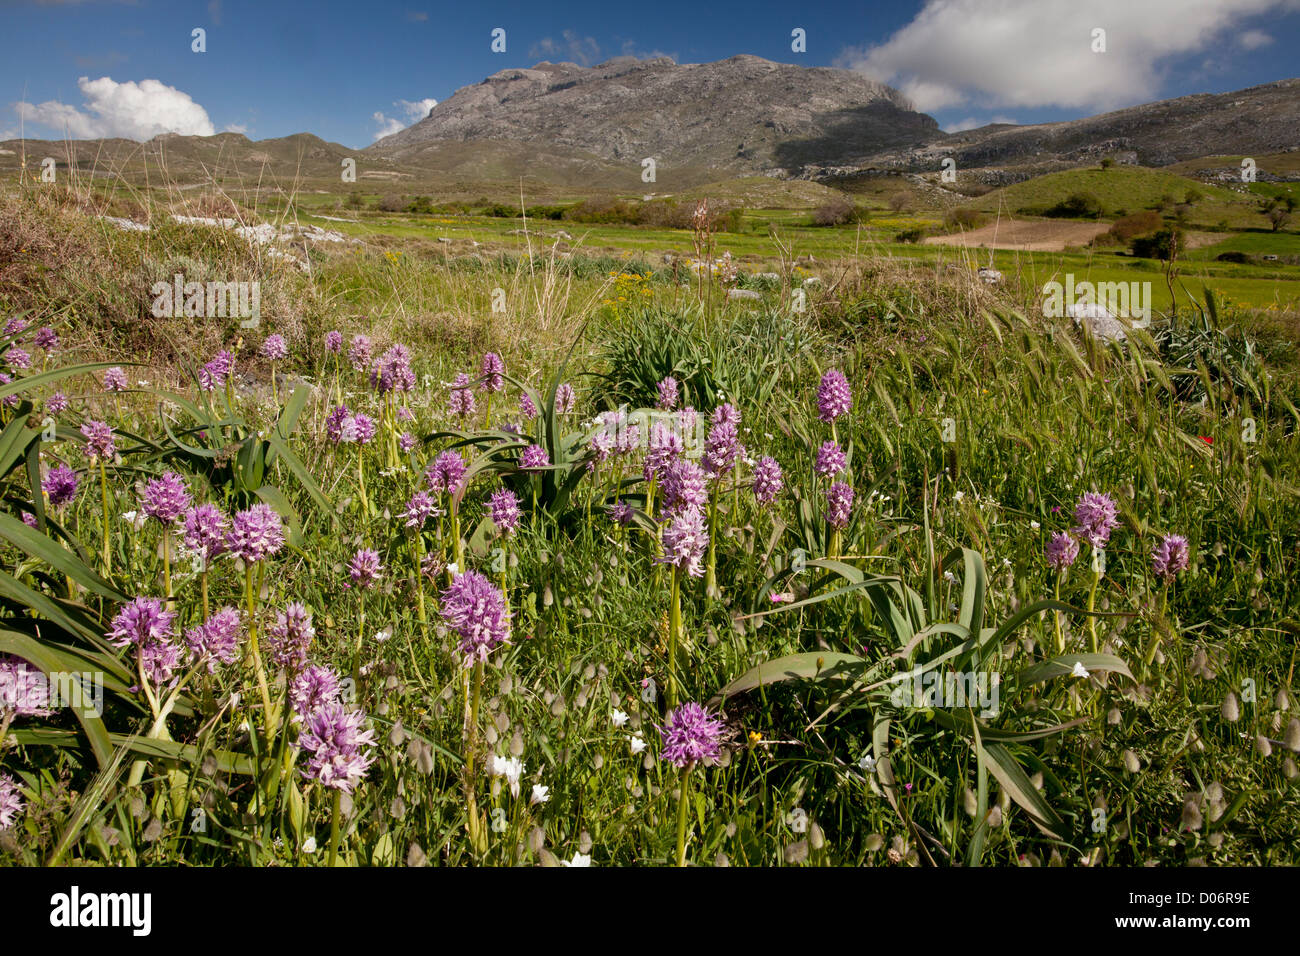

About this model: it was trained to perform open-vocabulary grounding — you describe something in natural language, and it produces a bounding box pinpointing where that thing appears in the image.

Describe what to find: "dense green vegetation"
[0,170,1297,867]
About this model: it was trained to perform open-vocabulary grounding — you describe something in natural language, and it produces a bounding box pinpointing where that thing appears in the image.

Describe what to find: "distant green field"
[270,181,1300,317]
[1187,230,1300,259]
[991,256,1300,313]
[1162,152,1300,179]
[288,210,1297,310]
[971,166,1292,230]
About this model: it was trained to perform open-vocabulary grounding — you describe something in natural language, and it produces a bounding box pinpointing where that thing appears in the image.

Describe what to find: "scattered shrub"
[1130,227,1183,259]
[563,198,744,232]
[1105,210,1163,244]
[1043,192,1104,219]
[810,197,858,226]
[944,207,985,231]
[887,191,914,214]
[563,197,641,225]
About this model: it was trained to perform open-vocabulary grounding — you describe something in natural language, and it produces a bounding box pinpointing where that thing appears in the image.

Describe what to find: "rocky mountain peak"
[368,55,940,177]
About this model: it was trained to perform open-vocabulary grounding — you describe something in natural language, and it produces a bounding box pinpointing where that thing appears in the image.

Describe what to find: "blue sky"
[3,0,1300,147]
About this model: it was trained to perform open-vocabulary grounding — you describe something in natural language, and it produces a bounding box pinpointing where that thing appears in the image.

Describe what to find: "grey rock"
[370,55,936,178]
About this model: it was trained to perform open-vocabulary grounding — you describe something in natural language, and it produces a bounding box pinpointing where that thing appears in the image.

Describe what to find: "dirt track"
[922,220,1112,252]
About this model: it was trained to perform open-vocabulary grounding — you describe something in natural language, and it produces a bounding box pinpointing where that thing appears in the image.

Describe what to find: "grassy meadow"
[0,163,1298,868]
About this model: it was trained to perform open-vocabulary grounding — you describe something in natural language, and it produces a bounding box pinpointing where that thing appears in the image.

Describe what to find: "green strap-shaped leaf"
[979,740,1065,839]
[0,362,129,402]
[0,409,36,480]
[931,707,1086,742]
[869,579,917,647]
[0,513,125,601]
[160,409,220,459]
[941,547,986,648]
[711,651,868,704]
[12,727,254,775]
[39,510,99,570]
[806,557,866,584]
[969,715,989,866]
[234,435,266,491]
[152,389,212,425]
[0,569,107,646]
[745,573,901,622]
[276,383,311,439]
[1017,652,1134,686]
[549,457,592,517]
[987,596,1110,646]
[893,621,973,662]
[25,437,46,533]
[0,628,113,768]
[45,727,135,865]
[263,433,334,520]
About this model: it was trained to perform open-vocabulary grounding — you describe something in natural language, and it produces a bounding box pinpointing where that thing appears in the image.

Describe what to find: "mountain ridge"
[367,54,939,177]
[3,59,1298,190]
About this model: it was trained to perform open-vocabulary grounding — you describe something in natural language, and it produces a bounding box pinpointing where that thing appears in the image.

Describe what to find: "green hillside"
[970,166,1280,229]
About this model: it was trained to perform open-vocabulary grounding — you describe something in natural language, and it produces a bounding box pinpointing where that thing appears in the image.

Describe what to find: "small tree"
[888,191,914,214]
[811,197,856,226]
[944,207,984,230]
[1107,210,1162,243]
[1131,227,1183,260]
[1266,205,1293,232]
[1045,192,1103,219]
[1262,196,1296,232]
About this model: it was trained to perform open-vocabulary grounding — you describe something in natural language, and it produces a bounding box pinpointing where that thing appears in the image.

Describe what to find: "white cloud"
[619,40,677,62]
[1237,29,1274,48]
[370,97,438,141]
[371,111,405,141]
[529,30,602,66]
[222,123,248,134]
[835,0,1300,112]
[396,98,437,121]
[15,76,215,139]
[943,114,1017,133]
